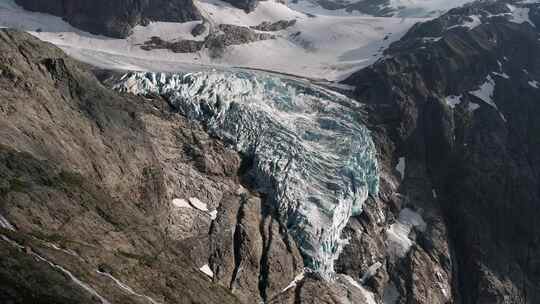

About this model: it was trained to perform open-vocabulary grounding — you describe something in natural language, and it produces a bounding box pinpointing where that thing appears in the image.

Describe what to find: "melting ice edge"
[114,70,380,280]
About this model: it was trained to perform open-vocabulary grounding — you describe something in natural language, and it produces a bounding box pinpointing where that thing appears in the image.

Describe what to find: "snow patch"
[46,243,80,258]
[470,75,508,121]
[197,0,303,26]
[172,198,191,208]
[432,189,438,199]
[445,95,462,108]
[97,270,161,304]
[173,198,217,219]
[492,72,510,79]
[396,157,406,179]
[507,4,535,27]
[0,213,15,231]
[199,264,214,278]
[468,102,480,112]
[387,0,473,17]
[423,36,442,43]
[435,270,450,299]
[282,271,305,292]
[448,15,482,30]
[360,262,382,283]
[341,275,378,304]
[30,253,111,304]
[529,80,539,88]
[470,75,497,109]
[385,208,426,258]
[189,197,209,212]
[131,21,206,43]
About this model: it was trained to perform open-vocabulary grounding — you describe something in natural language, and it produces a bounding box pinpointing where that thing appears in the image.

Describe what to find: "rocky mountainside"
[14,0,201,38]
[342,0,540,302]
[0,28,239,303]
[0,0,540,303]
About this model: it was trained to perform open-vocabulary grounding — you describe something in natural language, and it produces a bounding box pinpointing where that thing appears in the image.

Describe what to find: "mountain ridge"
[0,0,539,303]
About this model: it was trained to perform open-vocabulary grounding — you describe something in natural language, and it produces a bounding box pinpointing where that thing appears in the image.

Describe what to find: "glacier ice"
[114,70,379,280]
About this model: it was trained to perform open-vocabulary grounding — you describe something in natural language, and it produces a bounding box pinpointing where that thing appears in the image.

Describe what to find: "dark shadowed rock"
[140,24,274,57]
[0,28,240,304]
[342,1,540,302]
[192,22,207,37]
[14,0,202,38]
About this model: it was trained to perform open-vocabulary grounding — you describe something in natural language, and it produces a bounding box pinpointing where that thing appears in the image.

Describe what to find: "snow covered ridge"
[439,1,538,32]
[114,70,380,280]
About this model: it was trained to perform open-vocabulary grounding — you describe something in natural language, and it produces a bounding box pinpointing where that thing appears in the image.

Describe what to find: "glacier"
[114,70,379,280]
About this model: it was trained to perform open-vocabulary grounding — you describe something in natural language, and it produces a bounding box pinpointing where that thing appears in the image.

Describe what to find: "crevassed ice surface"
[114,71,379,279]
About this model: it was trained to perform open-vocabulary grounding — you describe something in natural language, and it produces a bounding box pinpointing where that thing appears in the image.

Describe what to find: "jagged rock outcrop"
[140,24,274,56]
[14,0,201,38]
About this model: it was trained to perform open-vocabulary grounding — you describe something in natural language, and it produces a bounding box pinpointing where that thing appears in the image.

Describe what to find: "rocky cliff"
[0,28,239,303]
[342,0,540,303]
[14,0,201,38]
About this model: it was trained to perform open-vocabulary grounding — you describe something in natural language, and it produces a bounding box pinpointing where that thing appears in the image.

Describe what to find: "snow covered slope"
[290,0,475,18]
[0,0,423,80]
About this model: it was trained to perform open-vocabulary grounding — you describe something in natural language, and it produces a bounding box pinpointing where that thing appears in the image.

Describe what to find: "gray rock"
[0,28,240,304]
[14,0,202,38]
[251,19,297,31]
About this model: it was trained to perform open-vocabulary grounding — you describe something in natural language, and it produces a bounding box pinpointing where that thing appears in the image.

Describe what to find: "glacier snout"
[114,71,379,280]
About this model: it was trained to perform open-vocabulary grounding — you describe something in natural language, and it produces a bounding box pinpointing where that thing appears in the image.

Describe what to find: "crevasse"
[114,71,379,280]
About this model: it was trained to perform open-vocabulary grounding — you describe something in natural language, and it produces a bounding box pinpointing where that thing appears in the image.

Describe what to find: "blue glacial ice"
[114,71,379,280]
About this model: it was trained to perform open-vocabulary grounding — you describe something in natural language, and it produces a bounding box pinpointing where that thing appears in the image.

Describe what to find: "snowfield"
[290,0,474,17]
[0,0,424,80]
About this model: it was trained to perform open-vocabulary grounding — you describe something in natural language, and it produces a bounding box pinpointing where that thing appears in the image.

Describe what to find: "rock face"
[140,24,274,57]
[298,0,392,16]
[250,19,297,31]
[342,0,540,303]
[0,28,307,304]
[14,0,201,38]
[0,28,241,303]
[222,0,259,13]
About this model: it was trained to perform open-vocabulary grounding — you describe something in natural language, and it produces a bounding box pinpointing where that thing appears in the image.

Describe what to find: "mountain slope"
[342,0,540,302]
[0,28,242,304]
